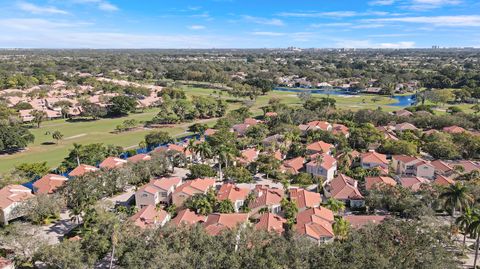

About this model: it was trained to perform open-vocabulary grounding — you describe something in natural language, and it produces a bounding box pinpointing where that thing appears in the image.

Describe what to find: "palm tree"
[469,210,480,269]
[456,207,475,250]
[71,143,83,166]
[216,145,236,181]
[325,198,346,214]
[333,217,350,241]
[194,142,213,164]
[440,182,473,217]
[186,139,198,162]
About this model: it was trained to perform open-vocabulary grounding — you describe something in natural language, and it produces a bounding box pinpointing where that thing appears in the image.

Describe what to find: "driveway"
[37,210,77,244]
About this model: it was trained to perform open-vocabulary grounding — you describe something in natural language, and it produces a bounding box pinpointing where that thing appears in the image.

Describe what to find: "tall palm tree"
[216,145,236,181]
[195,142,213,164]
[456,207,475,249]
[469,210,480,269]
[71,143,83,166]
[440,182,473,217]
[186,139,198,162]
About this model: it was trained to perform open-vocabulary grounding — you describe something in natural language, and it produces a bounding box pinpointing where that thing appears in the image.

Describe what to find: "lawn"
[0,86,405,173]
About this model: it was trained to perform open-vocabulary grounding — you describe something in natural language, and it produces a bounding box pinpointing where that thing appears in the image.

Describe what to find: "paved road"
[37,210,77,244]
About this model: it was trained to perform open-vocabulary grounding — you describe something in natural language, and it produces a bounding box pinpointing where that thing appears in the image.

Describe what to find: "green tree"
[324,198,346,214]
[440,182,473,217]
[456,206,475,249]
[30,110,46,128]
[14,162,49,178]
[107,96,137,116]
[333,217,350,241]
[188,164,217,179]
[215,199,235,213]
[52,130,64,145]
[144,131,174,148]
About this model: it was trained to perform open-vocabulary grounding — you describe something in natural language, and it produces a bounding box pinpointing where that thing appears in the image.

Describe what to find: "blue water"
[274,87,416,107]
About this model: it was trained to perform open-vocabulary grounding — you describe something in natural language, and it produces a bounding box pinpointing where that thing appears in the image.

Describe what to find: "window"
[161,192,167,197]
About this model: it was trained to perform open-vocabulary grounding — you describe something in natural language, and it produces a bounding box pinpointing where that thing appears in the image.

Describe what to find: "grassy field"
[0,86,406,173]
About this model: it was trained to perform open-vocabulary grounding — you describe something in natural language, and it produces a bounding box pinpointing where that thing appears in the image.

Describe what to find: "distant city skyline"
[0,0,479,48]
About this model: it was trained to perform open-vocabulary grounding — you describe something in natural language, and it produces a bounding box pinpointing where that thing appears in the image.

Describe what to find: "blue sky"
[0,0,479,48]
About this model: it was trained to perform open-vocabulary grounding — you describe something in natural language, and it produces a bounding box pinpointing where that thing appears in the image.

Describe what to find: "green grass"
[0,86,408,173]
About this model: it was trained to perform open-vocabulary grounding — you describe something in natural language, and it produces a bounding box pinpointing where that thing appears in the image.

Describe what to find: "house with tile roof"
[434,175,455,186]
[255,213,286,234]
[365,176,397,191]
[306,141,334,155]
[99,157,128,170]
[130,205,170,229]
[289,188,321,211]
[431,160,454,176]
[392,155,435,179]
[172,178,216,207]
[295,207,335,243]
[248,185,284,216]
[360,151,389,173]
[281,157,305,174]
[0,185,34,225]
[394,122,418,132]
[326,174,364,208]
[33,174,68,194]
[399,177,430,191]
[443,125,466,134]
[298,121,332,134]
[127,153,151,163]
[306,153,337,182]
[217,183,250,212]
[136,177,182,208]
[170,209,207,227]
[332,123,350,138]
[68,164,99,177]
[344,215,387,229]
[238,148,259,165]
[203,213,249,236]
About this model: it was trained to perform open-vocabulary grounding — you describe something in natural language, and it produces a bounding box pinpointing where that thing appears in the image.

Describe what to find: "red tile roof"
[0,185,34,210]
[399,177,430,191]
[283,157,305,173]
[306,141,334,154]
[130,205,169,229]
[344,215,387,229]
[330,174,363,200]
[204,128,217,136]
[332,123,349,136]
[127,153,151,163]
[99,157,127,169]
[217,183,250,202]
[443,125,466,134]
[249,185,284,210]
[307,153,337,170]
[203,213,249,235]
[295,207,335,240]
[33,174,68,194]
[434,175,455,186]
[174,178,216,196]
[255,213,286,234]
[361,151,388,166]
[239,148,259,164]
[289,188,321,209]
[68,164,98,177]
[431,160,453,174]
[171,209,207,226]
[365,176,397,190]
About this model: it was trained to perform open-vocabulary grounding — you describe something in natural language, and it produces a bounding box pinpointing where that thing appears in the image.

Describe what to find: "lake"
[274,87,416,107]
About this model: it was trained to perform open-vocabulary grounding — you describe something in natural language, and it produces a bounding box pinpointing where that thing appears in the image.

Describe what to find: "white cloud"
[369,0,396,5]
[18,2,69,15]
[311,23,353,28]
[243,15,284,26]
[0,18,85,30]
[251,31,286,36]
[278,11,358,18]
[73,0,119,12]
[368,15,480,27]
[188,25,206,30]
[335,39,415,48]
[407,0,462,10]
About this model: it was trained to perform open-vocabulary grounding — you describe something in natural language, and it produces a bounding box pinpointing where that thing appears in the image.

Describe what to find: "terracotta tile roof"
[68,164,99,177]
[0,185,34,210]
[283,157,305,173]
[239,148,259,164]
[244,118,260,125]
[130,205,169,229]
[395,110,413,117]
[171,209,207,226]
[99,157,127,169]
[295,207,335,240]
[361,151,388,166]
[332,123,349,136]
[443,125,466,134]
[307,153,337,170]
[393,155,419,164]
[329,174,363,200]
[344,215,387,229]
[395,122,418,131]
[138,177,182,195]
[203,213,249,235]
[365,176,397,190]
[127,153,151,163]
[174,178,216,196]
[33,174,68,194]
[434,175,455,186]
[289,188,321,209]
[204,128,217,136]
[255,213,286,234]
[217,183,250,202]
[167,144,191,156]
[451,160,480,173]
[249,185,284,210]
[306,121,332,131]
[306,141,334,154]
[399,177,430,191]
[431,160,453,174]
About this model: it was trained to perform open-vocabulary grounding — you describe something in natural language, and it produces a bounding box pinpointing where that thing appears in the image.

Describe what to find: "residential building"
[216,183,250,212]
[289,188,322,211]
[399,177,430,191]
[127,153,151,163]
[255,213,286,234]
[0,185,34,225]
[136,177,182,208]
[33,174,68,194]
[326,174,364,208]
[391,155,435,179]
[295,207,335,244]
[344,215,387,229]
[360,151,389,172]
[172,178,216,207]
[281,157,305,174]
[365,176,397,191]
[203,213,249,236]
[68,164,99,177]
[306,141,334,155]
[99,157,128,169]
[248,185,284,216]
[130,205,170,229]
[306,154,337,182]
[170,209,207,226]
[434,175,455,186]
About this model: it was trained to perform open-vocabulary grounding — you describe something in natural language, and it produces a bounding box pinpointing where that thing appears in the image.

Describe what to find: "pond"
[274,87,416,107]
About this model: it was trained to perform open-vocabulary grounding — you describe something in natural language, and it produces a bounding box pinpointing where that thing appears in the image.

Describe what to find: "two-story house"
[135,177,182,208]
